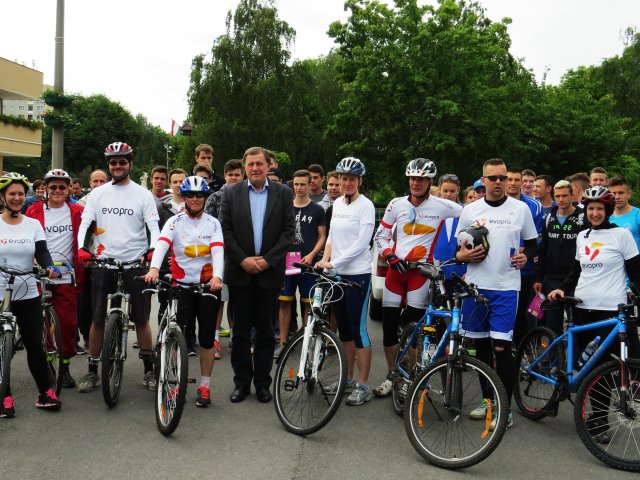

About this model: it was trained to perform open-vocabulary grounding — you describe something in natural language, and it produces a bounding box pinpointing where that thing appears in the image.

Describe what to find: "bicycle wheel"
[0,330,14,401]
[274,326,347,435]
[155,328,188,436]
[574,358,640,472]
[404,355,509,469]
[392,322,420,417]
[513,326,562,420]
[101,312,125,408]
[42,306,64,396]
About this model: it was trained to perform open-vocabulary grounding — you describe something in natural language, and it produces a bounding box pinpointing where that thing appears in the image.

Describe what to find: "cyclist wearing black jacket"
[533,180,585,335]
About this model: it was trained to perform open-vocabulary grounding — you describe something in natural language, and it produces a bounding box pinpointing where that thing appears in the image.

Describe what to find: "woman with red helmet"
[548,186,640,442]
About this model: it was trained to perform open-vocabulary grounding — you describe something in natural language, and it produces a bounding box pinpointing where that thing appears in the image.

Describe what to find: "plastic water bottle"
[577,336,601,369]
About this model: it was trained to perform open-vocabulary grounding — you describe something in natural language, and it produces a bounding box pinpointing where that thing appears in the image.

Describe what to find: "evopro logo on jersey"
[585,242,604,261]
[581,262,603,269]
[0,238,32,244]
[101,207,135,216]
[45,224,73,234]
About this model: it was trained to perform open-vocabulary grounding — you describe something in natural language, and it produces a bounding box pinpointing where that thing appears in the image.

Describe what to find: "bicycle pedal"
[541,400,559,417]
[283,379,297,391]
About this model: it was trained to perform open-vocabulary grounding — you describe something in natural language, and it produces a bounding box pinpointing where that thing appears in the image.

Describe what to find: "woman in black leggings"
[0,173,62,417]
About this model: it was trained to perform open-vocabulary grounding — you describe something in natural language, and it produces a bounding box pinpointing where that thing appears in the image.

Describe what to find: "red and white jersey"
[151,212,224,284]
[375,195,462,262]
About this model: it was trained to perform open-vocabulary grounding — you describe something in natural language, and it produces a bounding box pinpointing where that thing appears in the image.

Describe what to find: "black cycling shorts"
[91,266,150,325]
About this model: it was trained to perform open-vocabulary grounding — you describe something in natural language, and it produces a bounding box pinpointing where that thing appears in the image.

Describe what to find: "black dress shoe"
[256,386,272,403]
[230,386,250,403]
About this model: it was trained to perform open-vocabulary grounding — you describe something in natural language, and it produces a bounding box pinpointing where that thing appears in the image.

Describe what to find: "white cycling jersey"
[78,181,160,262]
[0,216,46,300]
[455,196,537,291]
[151,211,224,284]
[574,227,638,310]
[375,195,462,262]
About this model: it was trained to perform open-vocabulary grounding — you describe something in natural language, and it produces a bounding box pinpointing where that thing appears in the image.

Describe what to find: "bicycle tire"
[513,326,561,420]
[392,322,419,417]
[274,326,347,435]
[101,312,125,408]
[574,358,640,472]
[155,328,188,436]
[0,330,14,401]
[404,355,509,469]
[42,306,64,396]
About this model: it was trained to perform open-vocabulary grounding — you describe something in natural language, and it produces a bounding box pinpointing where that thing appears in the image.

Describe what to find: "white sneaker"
[372,379,393,397]
[143,371,157,391]
[346,384,373,406]
[489,410,513,431]
[469,399,493,419]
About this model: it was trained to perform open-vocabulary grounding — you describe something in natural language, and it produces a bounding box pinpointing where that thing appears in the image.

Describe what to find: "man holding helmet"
[372,158,462,397]
[455,158,538,429]
[26,169,85,388]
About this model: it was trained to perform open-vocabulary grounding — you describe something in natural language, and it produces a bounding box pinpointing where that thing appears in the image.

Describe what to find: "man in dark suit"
[220,146,295,403]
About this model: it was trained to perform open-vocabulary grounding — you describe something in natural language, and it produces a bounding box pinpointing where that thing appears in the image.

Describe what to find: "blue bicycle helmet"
[179,176,211,195]
[336,157,366,177]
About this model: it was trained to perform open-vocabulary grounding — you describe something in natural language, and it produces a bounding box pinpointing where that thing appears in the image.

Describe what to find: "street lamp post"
[51,0,65,169]
[164,143,171,170]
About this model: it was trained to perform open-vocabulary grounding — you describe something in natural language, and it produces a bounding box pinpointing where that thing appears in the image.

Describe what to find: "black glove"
[386,253,408,274]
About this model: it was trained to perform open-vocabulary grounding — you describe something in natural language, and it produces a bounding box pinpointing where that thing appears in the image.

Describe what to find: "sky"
[2,1,638,133]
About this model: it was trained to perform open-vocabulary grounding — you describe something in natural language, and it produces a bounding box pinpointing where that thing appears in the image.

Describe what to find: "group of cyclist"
[1,140,638,429]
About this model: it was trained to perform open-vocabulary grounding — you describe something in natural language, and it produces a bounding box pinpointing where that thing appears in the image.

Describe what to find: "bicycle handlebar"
[135,276,218,299]
[89,257,146,268]
[449,273,489,306]
[292,262,362,289]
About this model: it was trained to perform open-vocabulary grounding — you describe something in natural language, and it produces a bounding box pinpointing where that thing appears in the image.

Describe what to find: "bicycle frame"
[525,314,629,392]
[295,282,330,382]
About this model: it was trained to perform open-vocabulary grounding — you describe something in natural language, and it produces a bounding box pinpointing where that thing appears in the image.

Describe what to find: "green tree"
[328,0,543,192]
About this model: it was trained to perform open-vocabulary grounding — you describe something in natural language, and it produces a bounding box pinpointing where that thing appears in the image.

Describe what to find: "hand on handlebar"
[547,289,564,301]
[314,260,333,270]
[46,265,62,279]
[77,248,93,264]
[386,253,408,274]
[144,268,160,284]
[209,276,223,291]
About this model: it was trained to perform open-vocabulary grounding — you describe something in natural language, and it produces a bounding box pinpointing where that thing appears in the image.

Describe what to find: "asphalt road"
[1,301,637,480]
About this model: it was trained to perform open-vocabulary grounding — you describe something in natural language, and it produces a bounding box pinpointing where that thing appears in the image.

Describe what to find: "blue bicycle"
[401,264,509,469]
[514,296,640,471]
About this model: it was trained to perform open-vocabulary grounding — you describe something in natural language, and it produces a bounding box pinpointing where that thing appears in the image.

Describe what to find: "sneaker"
[61,367,76,389]
[196,386,211,407]
[77,372,99,393]
[273,343,285,359]
[35,389,62,410]
[188,345,197,357]
[214,340,222,360]
[469,399,494,420]
[219,328,231,337]
[0,396,15,418]
[489,410,513,431]
[346,384,373,406]
[143,371,157,391]
[323,379,355,395]
[372,379,393,397]
[75,342,87,355]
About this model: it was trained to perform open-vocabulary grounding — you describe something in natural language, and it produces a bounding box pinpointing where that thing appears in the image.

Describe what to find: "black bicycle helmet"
[406,158,437,178]
[457,225,489,255]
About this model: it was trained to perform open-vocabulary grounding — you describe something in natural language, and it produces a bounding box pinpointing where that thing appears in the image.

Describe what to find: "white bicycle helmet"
[336,157,366,176]
[180,175,211,195]
[44,169,71,184]
[104,141,133,158]
[406,158,437,178]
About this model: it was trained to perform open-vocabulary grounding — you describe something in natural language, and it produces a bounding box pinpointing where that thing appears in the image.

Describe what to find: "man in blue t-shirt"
[609,175,640,249]
[276,169,327,357]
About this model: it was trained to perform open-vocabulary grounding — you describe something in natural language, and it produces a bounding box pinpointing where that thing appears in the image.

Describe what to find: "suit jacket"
[220,179,294,288]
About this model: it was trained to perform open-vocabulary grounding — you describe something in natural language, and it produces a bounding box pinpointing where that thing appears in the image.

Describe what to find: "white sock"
[200,376,211,389]
[215,329,220,342]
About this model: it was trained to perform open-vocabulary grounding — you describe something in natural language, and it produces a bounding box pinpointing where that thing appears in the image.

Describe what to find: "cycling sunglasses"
[183,192,207,199]
[408,206,417,223]
[108,159,130,167]
[484,175,508,182]
[440,174,460,184]
[47,185,68,191]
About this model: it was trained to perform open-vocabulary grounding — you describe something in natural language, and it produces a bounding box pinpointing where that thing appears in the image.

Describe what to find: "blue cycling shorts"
[460,289,518,341]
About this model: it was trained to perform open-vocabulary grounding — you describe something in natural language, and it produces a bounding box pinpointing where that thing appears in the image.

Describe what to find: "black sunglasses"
[108,159,130,166]
[48,185,68,191]
[183,192,207,199]
[484,175,508,182]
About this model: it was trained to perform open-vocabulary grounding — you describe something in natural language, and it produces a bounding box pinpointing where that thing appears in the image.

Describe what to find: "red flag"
[171,119,178,136]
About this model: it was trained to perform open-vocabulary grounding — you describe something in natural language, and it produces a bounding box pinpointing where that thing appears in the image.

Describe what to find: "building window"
[18,105,24,111]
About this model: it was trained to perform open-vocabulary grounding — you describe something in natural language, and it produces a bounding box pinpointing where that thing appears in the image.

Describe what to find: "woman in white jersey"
[0,173,62,417]
[549,186,640,443]
[145,176,223,408]
[315,157,375,406]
